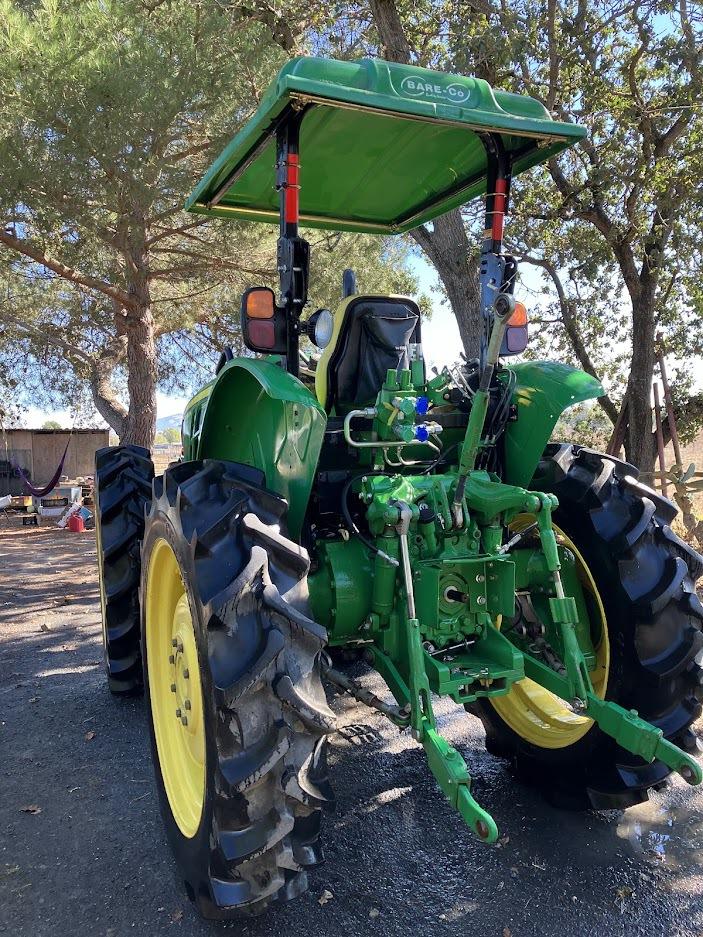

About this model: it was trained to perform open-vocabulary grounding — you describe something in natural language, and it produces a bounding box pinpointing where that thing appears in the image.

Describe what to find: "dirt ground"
[1,522,703,937]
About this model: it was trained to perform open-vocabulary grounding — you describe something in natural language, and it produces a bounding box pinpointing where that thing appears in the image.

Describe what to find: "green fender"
[502,361,603,489]
[181,358,326,539]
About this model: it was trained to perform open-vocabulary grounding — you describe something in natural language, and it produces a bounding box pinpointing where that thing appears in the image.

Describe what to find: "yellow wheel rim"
[145,537,206,838]
[490,518,610,749]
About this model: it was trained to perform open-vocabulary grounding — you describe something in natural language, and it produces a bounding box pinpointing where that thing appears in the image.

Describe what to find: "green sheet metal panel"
[502,361,604,489]
[186,57,585,234]
[186,357,327,539]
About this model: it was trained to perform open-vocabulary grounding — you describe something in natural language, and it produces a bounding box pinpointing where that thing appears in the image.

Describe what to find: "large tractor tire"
[140,459,335,919]
[475,444,703,810]
[95,444,154,695]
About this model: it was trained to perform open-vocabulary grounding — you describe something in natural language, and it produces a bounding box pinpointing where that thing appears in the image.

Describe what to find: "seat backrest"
[315,295,422,413]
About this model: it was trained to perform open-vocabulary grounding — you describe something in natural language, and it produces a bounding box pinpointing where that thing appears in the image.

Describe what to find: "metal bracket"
[523,652,703,786]
[423,725,498,842]
[585,694,703,785]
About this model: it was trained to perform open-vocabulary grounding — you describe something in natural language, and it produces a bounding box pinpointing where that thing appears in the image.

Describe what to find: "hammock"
[15,437,72,498]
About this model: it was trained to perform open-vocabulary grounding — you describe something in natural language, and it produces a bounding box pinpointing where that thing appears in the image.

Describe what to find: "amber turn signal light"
[244,287,275,319]
[507,301,527,327]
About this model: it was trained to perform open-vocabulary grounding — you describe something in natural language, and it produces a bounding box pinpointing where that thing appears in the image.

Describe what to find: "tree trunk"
[121,305,157,447]
[118,228,158,449]
[91,361,127,438]
[369,0,413,62]
[412,217,482,357]
[89,336,128,438]
[623,299,656,473]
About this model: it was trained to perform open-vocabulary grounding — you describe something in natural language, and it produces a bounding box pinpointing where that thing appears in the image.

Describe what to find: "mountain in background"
[156,413,183,431]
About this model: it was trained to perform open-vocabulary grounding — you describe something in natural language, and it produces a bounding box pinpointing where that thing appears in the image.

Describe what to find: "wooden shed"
[0,428,109,496]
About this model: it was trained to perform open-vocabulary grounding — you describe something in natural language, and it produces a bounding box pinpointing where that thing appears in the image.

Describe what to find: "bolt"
[475,573,485,583]
[172,638,179,648]
[476,595,486,606]
[183,668,189,679]
[168,654,175,664]
[175,708,182,718]
[184,699,191,711]
[170,683,177,693]
[181,715,188,726]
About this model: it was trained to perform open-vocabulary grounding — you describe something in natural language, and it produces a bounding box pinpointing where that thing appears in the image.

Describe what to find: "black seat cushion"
[326,296,422,411]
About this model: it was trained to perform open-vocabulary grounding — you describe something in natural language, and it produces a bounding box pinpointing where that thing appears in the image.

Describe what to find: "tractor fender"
[182,357,326,539]
[502,361,603,489]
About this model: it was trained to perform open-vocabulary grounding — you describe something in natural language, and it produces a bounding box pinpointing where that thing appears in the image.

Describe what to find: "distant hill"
[156,413,183,431]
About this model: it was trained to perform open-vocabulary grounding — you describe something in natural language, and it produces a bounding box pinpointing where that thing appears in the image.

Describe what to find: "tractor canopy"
[185,56,585,234]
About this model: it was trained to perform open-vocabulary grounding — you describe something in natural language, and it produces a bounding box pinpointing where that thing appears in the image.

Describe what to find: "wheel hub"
[170,599,200,738]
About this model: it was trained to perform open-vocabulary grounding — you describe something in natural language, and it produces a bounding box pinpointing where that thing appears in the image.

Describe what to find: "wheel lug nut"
[181,715,188,726]
[184,699,191,710]
[171,639,178,648]
[183,669,189,679]
[170,683,176,693]
[168,654,175,664]
[175,708,182,718]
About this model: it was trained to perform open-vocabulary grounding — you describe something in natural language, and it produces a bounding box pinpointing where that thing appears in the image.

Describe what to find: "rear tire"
[95,444,153,695]
[141,459,335,919]
[475,444,703,809]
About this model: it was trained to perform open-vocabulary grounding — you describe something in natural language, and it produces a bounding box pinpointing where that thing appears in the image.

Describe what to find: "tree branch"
[520,253,618,424]
[0,229,134,310]
[0,310,94,366]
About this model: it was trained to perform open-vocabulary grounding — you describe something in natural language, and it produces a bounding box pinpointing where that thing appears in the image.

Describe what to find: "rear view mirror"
[500,301,528,356]
[241,287,288,354]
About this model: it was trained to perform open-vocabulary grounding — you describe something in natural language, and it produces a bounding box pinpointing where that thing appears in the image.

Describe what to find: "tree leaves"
[0,0,419,435]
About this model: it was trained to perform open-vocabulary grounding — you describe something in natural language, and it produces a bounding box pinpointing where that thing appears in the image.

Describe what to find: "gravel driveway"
[1,523,702,936]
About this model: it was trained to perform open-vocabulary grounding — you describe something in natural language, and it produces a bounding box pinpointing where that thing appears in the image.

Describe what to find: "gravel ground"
[1,522,703,937]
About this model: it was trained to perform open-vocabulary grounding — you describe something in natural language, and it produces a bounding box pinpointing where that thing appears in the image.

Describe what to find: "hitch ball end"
[493,293,516,320]
[680,763,700,785]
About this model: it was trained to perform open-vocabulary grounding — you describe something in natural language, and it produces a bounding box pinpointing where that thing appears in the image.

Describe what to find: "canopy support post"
[276,110,310,377]
[478,134,514,370]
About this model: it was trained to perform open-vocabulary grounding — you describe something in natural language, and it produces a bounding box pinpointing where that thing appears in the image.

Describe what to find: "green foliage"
[41,419,62,430]
[0,0,418,430]
[6,0,699,461]
[450,0,703,462]
[553,402,611,450]
[315,1,703,467]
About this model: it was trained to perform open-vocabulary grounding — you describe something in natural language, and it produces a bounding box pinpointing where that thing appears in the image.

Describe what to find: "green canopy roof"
[185,57,585,234]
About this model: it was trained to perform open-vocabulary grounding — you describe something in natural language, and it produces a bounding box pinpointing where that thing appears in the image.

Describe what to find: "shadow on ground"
[1,523,702,937]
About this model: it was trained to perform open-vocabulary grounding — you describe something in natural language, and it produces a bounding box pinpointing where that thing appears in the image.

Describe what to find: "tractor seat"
[314,295,423,413]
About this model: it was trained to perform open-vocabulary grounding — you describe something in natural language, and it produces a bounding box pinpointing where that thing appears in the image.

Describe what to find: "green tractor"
[95,57,703,919]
